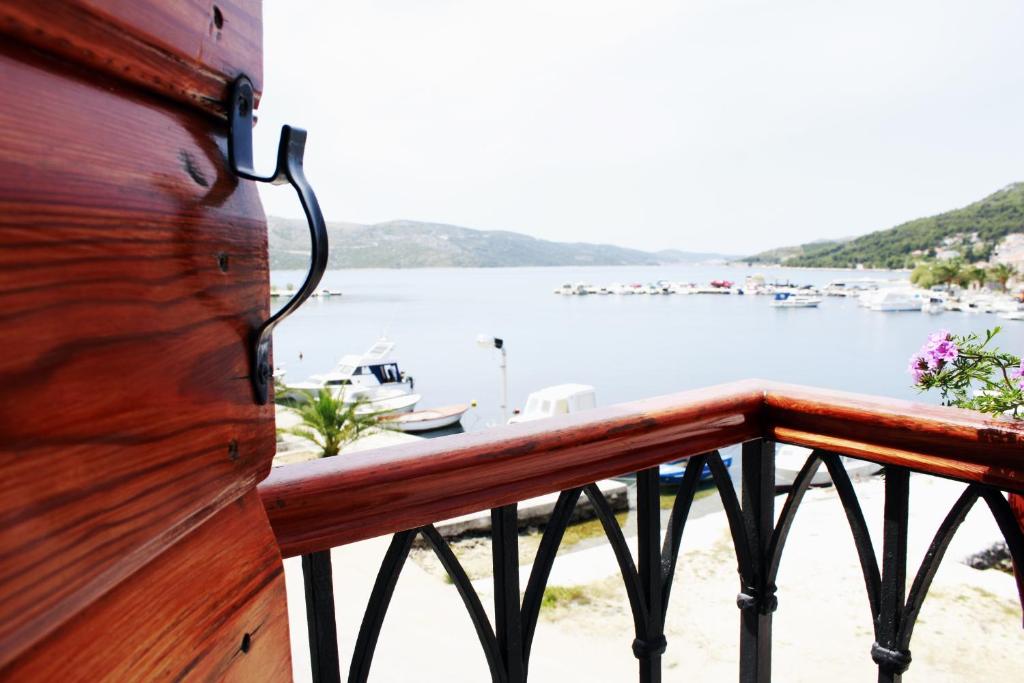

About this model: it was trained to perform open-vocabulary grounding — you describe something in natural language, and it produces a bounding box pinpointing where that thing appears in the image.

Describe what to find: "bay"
[270,265,1024,431]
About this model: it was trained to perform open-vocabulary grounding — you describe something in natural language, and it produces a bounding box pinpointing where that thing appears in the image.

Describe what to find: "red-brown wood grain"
[260,381,1024,558]
[1,491,291,681]
[762,381,1024,490]
[0,0,262,117]
[0,12,284,675]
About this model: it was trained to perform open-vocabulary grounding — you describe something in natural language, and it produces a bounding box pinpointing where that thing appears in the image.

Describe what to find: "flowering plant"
[909,327,1024,416]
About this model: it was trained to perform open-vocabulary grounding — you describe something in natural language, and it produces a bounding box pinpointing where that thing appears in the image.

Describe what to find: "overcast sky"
[255,1,1024,254]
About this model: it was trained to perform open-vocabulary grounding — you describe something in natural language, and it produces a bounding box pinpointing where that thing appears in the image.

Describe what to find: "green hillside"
[747,182,1024,269]
[268,217,735,269]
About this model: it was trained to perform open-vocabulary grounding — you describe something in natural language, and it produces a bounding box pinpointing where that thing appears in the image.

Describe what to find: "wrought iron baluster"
[660,453,709,615]
[977,488,1024,592]
[583,483,649,638]
[706,452,756,591]
[821,453,882,623]
[348,530,417,683]
[636,467,666,683]
[764,451,823,585]
[869,481,1024,681]
[491,505,525,683]
[521,488,584,670]
[873,467,911,683]
[738,439,776,683]
[420,525,506,682]
[302,550,341,683]
[897,485,981,651]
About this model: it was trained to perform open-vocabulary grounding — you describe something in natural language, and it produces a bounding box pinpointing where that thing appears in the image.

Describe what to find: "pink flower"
[917,330,958,372]
[930,340,958,365]
[908,353,930,384]
[1011,360,1024,390]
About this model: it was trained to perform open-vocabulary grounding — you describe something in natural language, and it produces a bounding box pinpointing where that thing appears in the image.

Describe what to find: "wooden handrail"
[259,380,1024,558]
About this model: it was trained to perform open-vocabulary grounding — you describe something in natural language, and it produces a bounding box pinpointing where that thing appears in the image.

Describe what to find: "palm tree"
[953,263,985,289]
[281,389,389,457]
[987,263,1017,292]
[933,259,962,286]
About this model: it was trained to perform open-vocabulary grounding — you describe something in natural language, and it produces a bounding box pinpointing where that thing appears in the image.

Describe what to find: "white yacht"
[861,288,924,311]
[769,292,821,308]
[285,338,421,415]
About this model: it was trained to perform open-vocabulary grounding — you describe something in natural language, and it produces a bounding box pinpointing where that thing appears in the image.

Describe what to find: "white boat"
[999,310,1024,321]
[769,292,821,308]
[286,338,421,414]
[349,388,421,416]
[774,444,882,487]
[862,288,924,312]
[382,404,470,432]
[921,296,946,314]
[508,384,597,424]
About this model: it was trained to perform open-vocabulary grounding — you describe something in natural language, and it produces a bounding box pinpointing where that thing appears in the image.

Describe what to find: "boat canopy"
[521,384,596,417]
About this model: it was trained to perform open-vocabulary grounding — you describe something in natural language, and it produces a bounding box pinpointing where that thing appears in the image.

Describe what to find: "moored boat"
[658,456,733,484]
[508,384,597,424]
[774,444,882,488]
[861,288,924,311]
[382,404,470,432]
[769,292,821,308]
[285,337,421,414]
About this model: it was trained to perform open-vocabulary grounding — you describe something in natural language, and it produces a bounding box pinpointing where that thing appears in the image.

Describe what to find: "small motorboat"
[769,292,821,308]
[658,456,733,484]
[507,384,597,424]
[921,296,945,314]
[382,404,470,432]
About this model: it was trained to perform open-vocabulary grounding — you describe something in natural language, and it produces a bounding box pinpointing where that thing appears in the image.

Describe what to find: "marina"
[552,273,1024,317]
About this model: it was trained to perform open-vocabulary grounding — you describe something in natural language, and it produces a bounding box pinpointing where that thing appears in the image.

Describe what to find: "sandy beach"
[282,473,1023,681]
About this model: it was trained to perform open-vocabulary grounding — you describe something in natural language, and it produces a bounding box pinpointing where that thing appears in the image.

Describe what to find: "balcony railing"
[258,380,1024,683]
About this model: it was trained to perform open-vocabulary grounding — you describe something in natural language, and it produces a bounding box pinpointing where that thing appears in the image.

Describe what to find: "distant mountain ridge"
[745,182,1024,269]
[268,217,735,269]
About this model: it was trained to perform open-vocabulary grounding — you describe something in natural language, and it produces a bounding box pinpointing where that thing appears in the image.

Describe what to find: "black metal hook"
[229,75,329,404]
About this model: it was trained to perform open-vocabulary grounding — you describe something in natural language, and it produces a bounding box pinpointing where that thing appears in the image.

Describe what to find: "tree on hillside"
[934,260,963,286]
[953,264,986,289]
[988,263,1018,292]
[911,263,939,289]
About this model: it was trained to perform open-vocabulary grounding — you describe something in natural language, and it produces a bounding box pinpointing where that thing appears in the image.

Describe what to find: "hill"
[268,217,734,269]
[745,182,1024,269]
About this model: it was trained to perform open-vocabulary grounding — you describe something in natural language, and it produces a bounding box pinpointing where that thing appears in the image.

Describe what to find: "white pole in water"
[477,334,508,421]
[499,344,508,421]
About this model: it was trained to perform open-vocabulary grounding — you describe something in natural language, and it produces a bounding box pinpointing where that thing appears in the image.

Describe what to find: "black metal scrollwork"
[301,441,1024,683]
[228,75,328,403]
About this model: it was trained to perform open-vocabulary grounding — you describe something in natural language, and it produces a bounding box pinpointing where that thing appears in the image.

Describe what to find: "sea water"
[270,264,1024,432]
